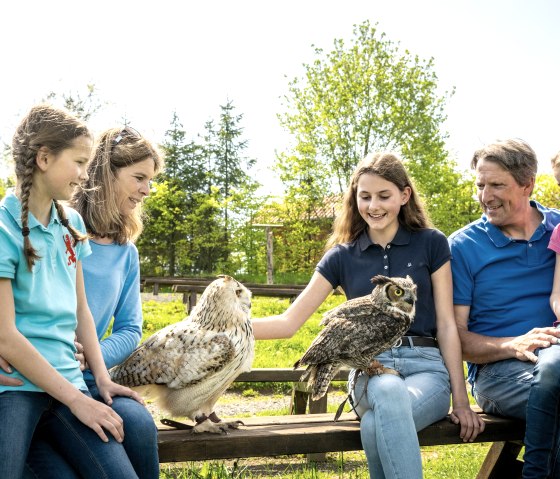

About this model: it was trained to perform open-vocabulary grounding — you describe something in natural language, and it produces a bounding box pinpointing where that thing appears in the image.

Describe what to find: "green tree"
[138,113,209,275]
[280,20,453,191]
[534,173,560,208]
[0,177,13,200]
[207,101,258,244]
[272,20,478,275]
[138,112,236,276]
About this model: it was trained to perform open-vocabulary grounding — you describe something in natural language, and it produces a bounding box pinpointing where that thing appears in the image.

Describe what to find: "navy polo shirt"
[316,226,450,337]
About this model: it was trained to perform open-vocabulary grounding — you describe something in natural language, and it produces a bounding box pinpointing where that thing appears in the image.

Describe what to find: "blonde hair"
[325,152,430,250]
[71,127,163,244]
[11,104,91,270]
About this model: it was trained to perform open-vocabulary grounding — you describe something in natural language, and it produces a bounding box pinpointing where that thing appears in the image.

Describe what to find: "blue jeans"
[471,358,533,420]
[25,380,159,479]
[0,390,138,479]
[350,346,451,479]
[523,345,560,479]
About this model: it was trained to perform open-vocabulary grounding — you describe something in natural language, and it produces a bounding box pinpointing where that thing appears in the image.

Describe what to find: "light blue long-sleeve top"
[82,240,142,381]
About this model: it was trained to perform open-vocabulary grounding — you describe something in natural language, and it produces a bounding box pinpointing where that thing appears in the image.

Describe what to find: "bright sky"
[1,0,559,194]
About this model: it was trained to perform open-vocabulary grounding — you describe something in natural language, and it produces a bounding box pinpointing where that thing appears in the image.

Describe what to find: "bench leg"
[291,389,308,414]
[476,441,523,479]
[309,395,328,414]
[289,383,329,462]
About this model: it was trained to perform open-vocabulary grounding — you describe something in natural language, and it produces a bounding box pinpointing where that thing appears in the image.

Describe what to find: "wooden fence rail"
[140,276,342,313]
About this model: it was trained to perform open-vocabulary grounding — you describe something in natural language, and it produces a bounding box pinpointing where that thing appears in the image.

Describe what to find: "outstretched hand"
[505,327,560,363]
[449,405,485,442]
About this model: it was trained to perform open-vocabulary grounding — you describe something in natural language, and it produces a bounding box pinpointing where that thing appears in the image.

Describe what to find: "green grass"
[143,295,494,478]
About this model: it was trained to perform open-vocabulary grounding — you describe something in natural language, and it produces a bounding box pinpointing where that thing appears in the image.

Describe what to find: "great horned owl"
[110,275,254,433]
[294,275,417,400]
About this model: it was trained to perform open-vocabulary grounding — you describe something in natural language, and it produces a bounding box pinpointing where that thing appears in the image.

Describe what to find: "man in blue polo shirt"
[449,138,560,478]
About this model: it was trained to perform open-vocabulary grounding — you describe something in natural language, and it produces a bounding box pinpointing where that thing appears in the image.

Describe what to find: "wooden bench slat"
[157,412,525,463]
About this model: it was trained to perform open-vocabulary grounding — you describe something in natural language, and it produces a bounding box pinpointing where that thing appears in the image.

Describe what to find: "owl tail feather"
[310,363,336,401]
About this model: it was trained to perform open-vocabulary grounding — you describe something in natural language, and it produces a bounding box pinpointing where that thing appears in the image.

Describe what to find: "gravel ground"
[147,388,350,424]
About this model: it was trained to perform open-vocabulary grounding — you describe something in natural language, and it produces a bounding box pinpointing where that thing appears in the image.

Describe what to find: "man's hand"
[504,327,560,362]
[0,355,23,386]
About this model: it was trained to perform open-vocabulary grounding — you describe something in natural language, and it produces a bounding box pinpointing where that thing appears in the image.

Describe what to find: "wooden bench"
[156,368,526,478]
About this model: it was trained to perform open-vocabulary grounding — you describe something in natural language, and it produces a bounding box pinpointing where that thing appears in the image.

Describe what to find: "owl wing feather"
[110,320,234,389]
[296,304,375,367]
[296,309,409,370]
[319,295,372,326]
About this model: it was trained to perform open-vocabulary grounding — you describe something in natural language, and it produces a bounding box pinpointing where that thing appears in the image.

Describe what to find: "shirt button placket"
[383,245,390,272]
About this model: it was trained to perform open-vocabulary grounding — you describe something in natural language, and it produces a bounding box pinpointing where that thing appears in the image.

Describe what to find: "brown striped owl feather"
[294,275,417,400]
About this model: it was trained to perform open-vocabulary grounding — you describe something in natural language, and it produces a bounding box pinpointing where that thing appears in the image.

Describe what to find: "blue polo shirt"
[448,200,560,383]
[316,226,450,337]
[0,192,91,393]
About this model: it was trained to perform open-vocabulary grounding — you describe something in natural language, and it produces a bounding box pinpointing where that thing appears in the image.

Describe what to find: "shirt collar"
[357,224,411,251]
[482,200,552,247]
[1,191,62,230]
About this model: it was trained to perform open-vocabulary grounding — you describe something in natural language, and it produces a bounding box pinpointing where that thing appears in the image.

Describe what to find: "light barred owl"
[294,275,417,400]
[110,275,254,433]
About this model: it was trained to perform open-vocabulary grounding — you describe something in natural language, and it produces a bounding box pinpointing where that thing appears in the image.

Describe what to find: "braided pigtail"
[11,104,91,270]
[19,155,41,270]
[53,200,87,246]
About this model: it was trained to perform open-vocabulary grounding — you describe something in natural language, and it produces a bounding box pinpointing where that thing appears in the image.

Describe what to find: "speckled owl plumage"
[110,275,254,433]
[294,275,417,400]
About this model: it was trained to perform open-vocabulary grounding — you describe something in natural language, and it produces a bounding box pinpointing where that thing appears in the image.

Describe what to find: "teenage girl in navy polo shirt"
[0,104,142,478]
[252,152,484,478]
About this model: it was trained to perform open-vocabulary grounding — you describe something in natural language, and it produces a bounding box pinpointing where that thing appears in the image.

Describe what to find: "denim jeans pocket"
[414,346,443,361]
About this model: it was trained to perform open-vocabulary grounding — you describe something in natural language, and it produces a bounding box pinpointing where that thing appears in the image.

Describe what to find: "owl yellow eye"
[393,287,403,297]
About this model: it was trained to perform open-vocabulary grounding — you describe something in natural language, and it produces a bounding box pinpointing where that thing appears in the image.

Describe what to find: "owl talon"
[191,418,244,434]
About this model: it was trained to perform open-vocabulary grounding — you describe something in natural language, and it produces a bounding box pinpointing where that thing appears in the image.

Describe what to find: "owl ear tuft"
[370,275,391,285]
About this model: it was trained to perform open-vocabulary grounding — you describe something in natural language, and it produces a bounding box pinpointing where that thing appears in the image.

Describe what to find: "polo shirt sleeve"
[448,233,474,306]
[548,224,560,254]
[429,229,452,274]
[315,246,342,290]
[0,228,18,279]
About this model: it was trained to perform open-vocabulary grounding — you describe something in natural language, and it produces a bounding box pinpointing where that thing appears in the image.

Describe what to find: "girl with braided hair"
[0,104,143,478]
[27,126,163,478]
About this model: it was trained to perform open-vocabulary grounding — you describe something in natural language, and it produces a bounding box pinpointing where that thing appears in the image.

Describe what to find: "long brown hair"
[71,127,163,244]
[325,152,431,250]
[11,104,91,270]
